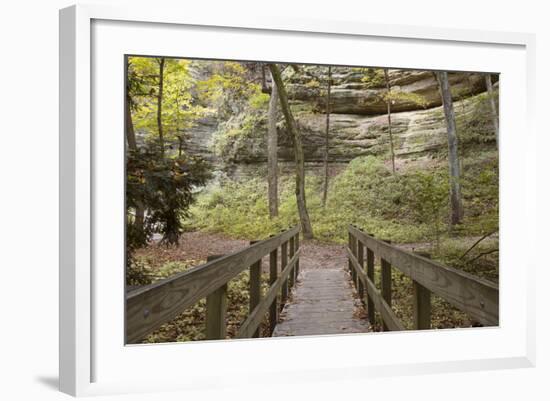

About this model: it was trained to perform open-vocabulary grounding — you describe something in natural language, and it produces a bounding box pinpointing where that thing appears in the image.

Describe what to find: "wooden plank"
[349,233,357,285]
[280,241,288,310]
[348,232,353,276]
[237,250,300,338]
[412,251,431,330]
[413,280,431,330]
[357,241,365,302]
[348,225,498,326]
[366,246,375,324]
[295,233,300,281]
[126,225,299,343]
[289,235,295,289]
[205,254,227,340]
[380,243,392,332]
[205,284,227,340]
[249,241,261,338]
[347,248,405,331]
[269,246,278,335]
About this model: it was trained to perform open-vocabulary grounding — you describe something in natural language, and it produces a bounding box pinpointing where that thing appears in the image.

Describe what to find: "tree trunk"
[384,68,396,174]
[485,73,499,148]
[125,58,145,235]
[268,64,314,239]
[436,71,463,226]
[267,72,279,218]
[157,58,165,156]
[322,66,332,207]
[125,94,137,150]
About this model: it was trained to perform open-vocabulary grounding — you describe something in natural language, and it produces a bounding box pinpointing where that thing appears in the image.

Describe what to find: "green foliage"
[188,157,441,244]
[128,57,207,145]
[196,61,260,119]
[455,93,498,145]
[358,68,385,88]
[187,177,298,239]
[212,112,266,161]
[126,145,211,251]
[384,91,429,108]
[322,156,437,243]
[305,79,321,89]
[248,90,270,110]
[187,150,498,249]
[459,152,499,235]
[403,170,449,250]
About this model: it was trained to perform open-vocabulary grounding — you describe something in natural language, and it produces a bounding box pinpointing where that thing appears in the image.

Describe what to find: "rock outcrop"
[181,67,498,169]
[285,67,488,115]
[226,92,495,164]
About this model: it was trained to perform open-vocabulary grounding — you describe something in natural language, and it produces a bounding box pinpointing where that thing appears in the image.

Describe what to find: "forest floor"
[137,231,352,273]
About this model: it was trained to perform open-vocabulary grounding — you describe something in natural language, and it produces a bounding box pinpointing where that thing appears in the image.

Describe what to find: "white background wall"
[0,1,547,400]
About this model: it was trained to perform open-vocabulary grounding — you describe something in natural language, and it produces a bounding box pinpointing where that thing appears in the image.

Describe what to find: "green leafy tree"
[406,170,449,251]
[126,56,213,262]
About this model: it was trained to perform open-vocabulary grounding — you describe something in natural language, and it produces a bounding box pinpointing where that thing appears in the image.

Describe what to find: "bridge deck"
[272,266,371,337]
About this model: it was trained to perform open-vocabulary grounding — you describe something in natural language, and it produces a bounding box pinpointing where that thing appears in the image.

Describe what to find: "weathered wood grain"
[381,256,392,331]
[236,250,300,338]
[366,246,375,324]
[295,234,300,280]
[126,226,299,343]
[347,248,405,331]
[273,265,370,337]
[249,241,262,338]
[357,242,365,303]
[349,226,498,326]
[269,247,278,334]
[413,280,431,330]
[280,241,288,310]
[289,236,296,289]
[205,284,227,340]
[205,254,227,340]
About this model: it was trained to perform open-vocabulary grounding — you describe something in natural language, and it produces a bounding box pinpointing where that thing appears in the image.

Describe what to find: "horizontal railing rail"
[347,225,498,331]
[126,226,301,343]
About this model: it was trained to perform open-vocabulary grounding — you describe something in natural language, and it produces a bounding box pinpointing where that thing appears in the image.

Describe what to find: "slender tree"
[436,71,463,226]
[125,58,145,237]
[268,64,314,239]
[383,68,396,174]
[156,57,165,156]
[267,71,279,218]
[485,73,499,148]
[322,66,332,207]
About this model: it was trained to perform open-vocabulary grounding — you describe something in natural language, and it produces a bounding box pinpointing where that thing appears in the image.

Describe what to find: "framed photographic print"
[59,4,536,397]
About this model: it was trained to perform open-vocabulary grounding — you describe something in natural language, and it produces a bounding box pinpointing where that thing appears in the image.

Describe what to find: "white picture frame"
[59,4,536,397]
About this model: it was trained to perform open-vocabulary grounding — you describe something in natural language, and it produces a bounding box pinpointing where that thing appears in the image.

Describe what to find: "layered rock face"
[182,67,498,168]
[285,67,487,115]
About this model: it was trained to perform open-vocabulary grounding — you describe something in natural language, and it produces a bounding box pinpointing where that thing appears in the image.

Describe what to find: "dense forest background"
[125,57,499,342]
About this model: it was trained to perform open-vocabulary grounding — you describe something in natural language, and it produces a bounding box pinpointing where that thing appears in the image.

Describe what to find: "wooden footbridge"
[126,225,499,343]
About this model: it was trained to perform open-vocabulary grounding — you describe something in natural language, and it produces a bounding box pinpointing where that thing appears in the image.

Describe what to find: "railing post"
[249,241,262,338]
[289,235,295,289]
[205,255,227,340]
[280,240,288,311]
[412,251,432,330]
[357,240,365,302]
[366,245,375,325]
[294,233,300,281]
[381,240,392,331]
[269,243,278,335]
[348,231,357,285]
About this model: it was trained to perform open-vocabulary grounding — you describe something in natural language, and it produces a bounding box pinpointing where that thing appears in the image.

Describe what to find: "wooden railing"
[126,226,301,343]
[347,225,499,331]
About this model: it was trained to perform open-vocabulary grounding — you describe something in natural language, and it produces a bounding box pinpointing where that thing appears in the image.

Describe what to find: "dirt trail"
[138,232,349,272]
